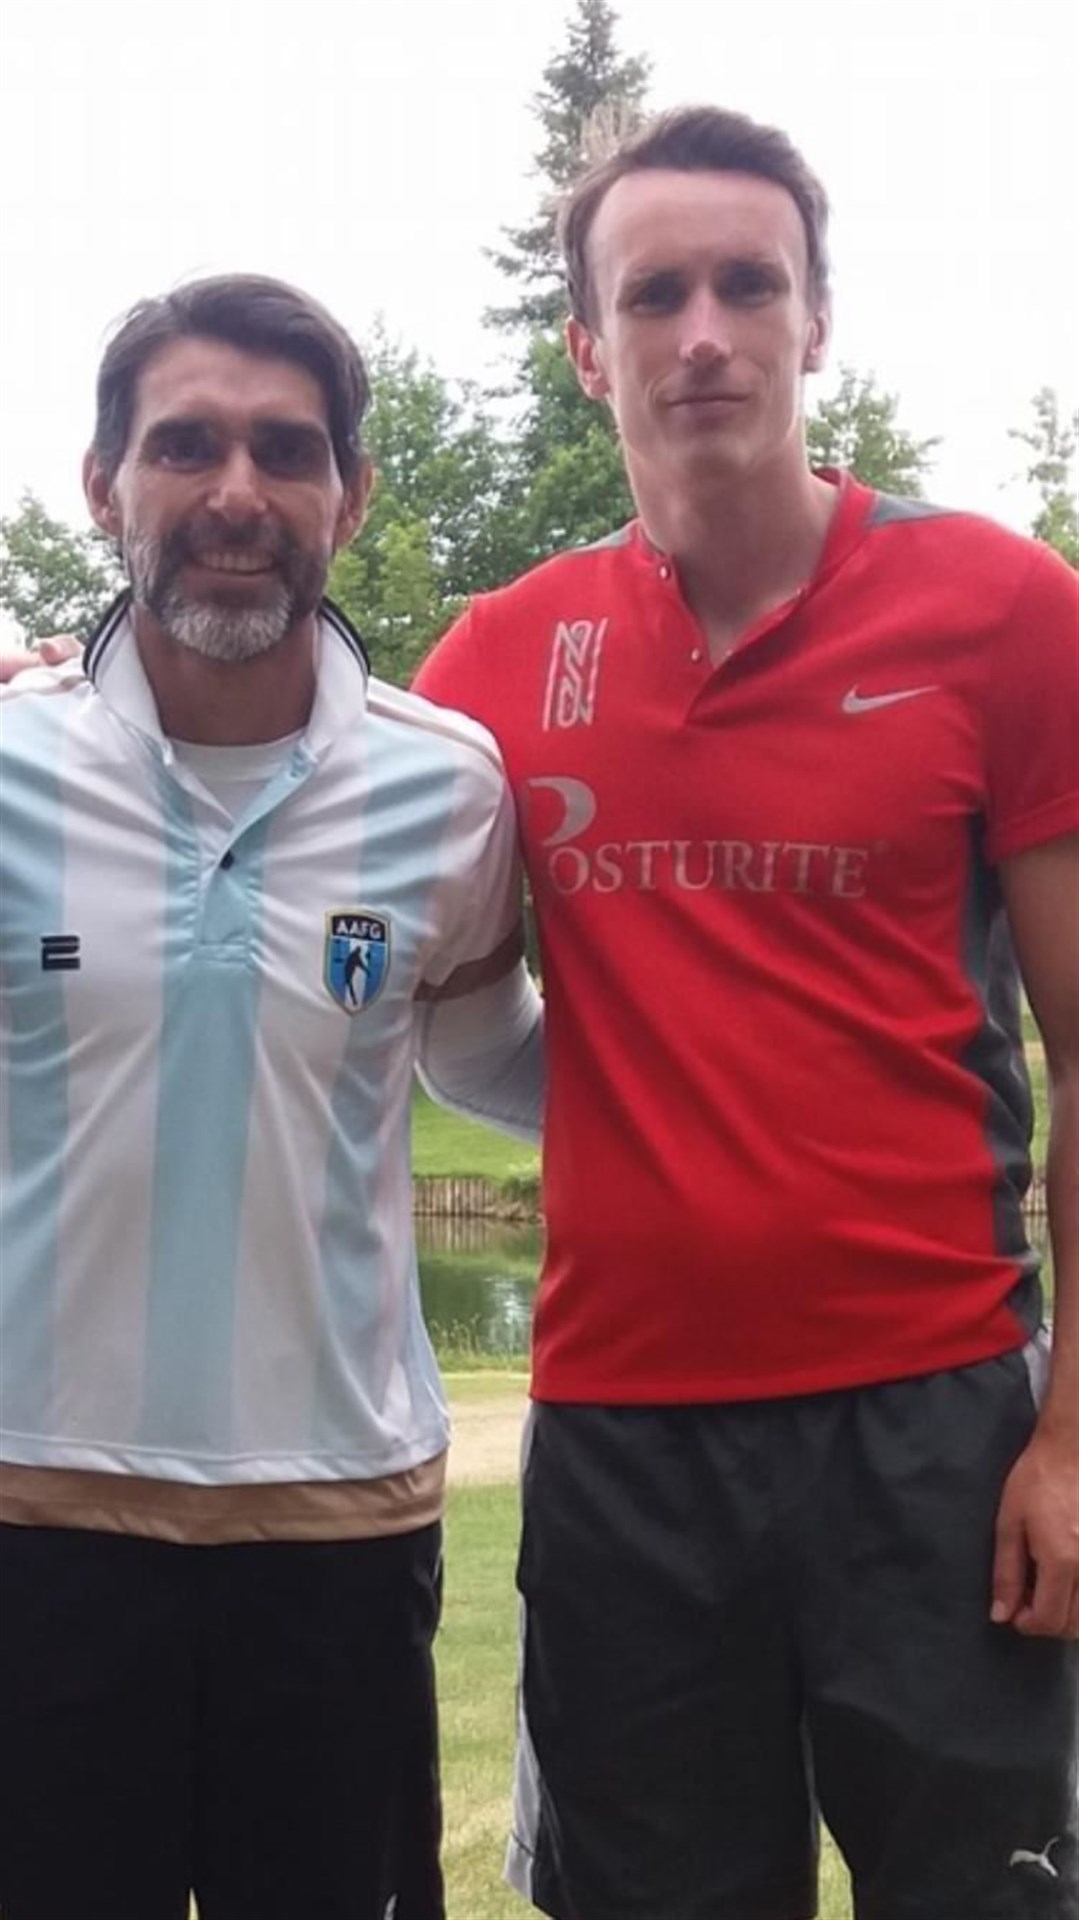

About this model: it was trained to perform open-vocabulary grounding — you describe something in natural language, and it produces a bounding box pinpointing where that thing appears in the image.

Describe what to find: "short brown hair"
[92,273,371,484]
[559,105,831,326]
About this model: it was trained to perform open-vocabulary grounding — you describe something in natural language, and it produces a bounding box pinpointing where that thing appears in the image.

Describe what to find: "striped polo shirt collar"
[83,591,370,764]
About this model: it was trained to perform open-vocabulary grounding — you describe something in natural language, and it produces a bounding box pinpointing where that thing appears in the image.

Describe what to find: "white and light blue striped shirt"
[0,601,526,1485]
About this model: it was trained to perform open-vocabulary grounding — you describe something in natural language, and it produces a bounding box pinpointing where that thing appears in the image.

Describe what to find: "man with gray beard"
[0,274,544,1920]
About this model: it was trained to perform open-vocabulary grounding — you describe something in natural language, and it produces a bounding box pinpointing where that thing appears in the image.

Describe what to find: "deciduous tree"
[1009,387,1078,566]
[0,492,121,640]
[329,330,510,682]
[807,368,938,497]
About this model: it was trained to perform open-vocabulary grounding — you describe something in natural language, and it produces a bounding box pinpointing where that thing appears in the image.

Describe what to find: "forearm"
[415,961,544,1144]
[1039,1063,1079,1441]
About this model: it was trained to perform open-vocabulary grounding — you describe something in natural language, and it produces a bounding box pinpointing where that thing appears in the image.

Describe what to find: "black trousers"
[0,1520,444,1920]
[514,1348,1079,1920]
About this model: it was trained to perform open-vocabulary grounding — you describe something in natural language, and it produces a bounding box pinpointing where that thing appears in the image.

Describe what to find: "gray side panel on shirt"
[958,824,1041,1331]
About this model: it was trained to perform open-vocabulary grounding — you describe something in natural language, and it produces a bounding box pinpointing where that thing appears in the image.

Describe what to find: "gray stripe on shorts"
[1021,1325,1052,1409]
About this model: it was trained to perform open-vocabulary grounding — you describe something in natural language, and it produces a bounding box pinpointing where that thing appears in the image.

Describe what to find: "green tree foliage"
[807,367,938,497]
[504,332,633,562]
[487,0,650,336]
[329,330,514,684]
[1009,387,1079,566]
[0,492,122,640]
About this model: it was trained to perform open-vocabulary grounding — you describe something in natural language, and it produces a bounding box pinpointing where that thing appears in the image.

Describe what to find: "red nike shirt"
[415,475,1079,1402]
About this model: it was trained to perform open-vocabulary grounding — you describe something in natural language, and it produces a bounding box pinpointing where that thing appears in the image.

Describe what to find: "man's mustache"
[169,517,294,566]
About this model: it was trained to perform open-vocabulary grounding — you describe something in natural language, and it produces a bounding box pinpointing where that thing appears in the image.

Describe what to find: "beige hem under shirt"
[0,1455,446,1545]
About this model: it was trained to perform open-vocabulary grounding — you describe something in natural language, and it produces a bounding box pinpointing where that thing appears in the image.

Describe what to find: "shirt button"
[690,649,702,663]
[220,850,235,870]
[658,564,672,581]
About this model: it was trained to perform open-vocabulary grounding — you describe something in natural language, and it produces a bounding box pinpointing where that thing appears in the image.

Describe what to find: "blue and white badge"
[324,910,390,1013]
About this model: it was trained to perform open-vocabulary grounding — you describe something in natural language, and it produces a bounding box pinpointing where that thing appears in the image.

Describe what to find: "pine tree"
[486,0,650,336]
[482,3,647,560]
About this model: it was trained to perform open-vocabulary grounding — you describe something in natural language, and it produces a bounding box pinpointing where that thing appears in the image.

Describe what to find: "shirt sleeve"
[984,541,1079,864]
[414,960,544,1144]
[416,734,525,989]
[410,714,543,1141]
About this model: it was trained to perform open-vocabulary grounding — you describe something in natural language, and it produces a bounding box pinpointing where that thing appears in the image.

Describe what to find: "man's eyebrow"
[717,251,789,275]
[622,248,785,283]
[619,261,682,287]
[141,414,331,441]
[141,414,215,439]
[251,418,332,443]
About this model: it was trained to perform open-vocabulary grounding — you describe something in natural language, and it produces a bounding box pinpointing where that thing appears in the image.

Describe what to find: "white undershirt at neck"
[170,733,304,819]
[170,733,303,866]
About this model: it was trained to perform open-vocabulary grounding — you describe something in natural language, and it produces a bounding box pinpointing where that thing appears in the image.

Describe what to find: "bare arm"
[992,832,1079,1638]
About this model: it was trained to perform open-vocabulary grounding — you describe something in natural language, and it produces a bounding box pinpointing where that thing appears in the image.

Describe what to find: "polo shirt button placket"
[653,552,706,668]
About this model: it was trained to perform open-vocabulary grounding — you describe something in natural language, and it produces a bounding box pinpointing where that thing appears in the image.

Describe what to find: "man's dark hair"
[92,273,371,484]
[559,105,831,326]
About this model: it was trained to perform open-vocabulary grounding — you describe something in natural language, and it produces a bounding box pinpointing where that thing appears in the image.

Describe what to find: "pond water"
[416,1217,541,1358]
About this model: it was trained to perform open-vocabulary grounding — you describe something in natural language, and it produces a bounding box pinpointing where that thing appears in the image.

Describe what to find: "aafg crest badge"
[324,910,390,1013]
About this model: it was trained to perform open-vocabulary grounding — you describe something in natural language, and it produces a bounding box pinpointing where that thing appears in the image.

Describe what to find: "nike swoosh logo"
[842,685,939,714]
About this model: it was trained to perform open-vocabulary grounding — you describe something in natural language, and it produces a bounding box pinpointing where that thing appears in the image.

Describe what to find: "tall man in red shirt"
[416,108,1079,1918]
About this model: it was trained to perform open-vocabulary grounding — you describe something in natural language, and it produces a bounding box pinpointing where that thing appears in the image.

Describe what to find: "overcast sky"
[1,0,1075,534]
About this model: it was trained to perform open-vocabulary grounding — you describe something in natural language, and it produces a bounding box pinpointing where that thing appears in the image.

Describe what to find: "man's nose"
[206,445,268,523]
[678,291,733,366]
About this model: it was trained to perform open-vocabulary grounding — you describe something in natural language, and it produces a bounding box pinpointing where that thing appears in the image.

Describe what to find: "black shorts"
[509,1342,1078,1920]
[0,1519,444,1920]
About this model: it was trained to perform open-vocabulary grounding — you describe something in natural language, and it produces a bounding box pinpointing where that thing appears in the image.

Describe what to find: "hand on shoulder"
[0,636,82,682]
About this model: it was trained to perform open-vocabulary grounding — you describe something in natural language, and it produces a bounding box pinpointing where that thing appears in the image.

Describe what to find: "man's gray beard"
[125,530,300,663]
[154,583,293,662]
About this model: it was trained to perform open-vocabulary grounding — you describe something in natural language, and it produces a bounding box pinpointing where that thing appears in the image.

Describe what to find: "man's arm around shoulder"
[0,636,82,683]
[415,959,544,1146]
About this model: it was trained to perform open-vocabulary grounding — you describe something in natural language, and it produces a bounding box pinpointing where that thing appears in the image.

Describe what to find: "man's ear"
[566,317,611,403]
[83,450,123,539]
[334,456,375,551]
[802,298,831,375]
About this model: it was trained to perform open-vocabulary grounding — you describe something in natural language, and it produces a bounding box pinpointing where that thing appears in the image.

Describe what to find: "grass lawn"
[439,1483,522,1918]
[439,1462,854,1920]
[1027,1042,1049,1169]
[412,1087,540,1182]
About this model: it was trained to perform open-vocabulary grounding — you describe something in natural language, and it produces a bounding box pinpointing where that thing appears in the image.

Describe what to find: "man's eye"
[152,425,217,468]
[628,276,683,312]
[720,267,778,303]
[254,431,327,478]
